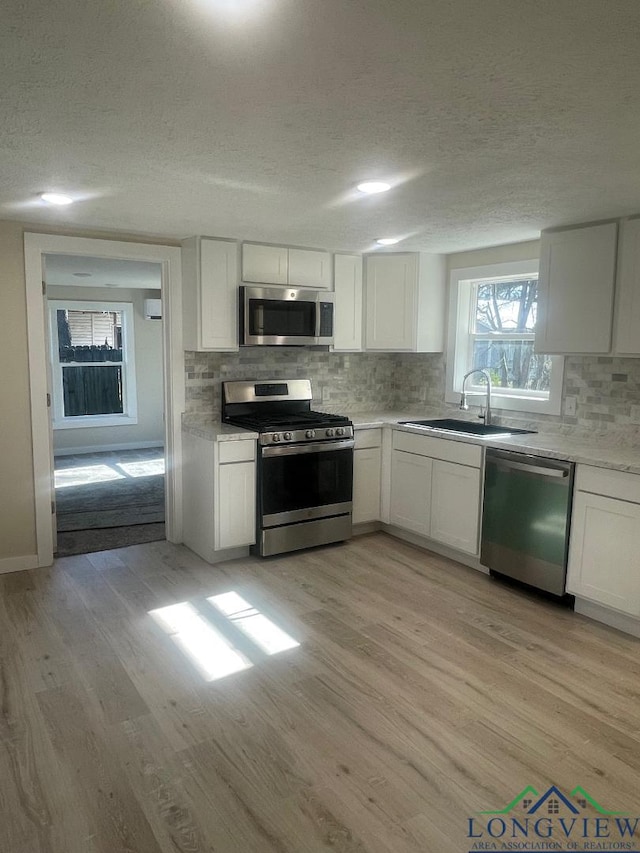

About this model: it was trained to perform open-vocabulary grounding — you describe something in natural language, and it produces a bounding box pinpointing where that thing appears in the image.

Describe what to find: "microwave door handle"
[256,304,264,334]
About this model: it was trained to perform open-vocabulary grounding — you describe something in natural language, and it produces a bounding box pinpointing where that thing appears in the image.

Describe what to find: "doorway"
[24,233,184,567]
[45,254,166,556]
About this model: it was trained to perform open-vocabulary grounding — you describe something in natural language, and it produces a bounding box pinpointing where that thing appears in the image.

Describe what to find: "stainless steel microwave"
[240,285,334,346]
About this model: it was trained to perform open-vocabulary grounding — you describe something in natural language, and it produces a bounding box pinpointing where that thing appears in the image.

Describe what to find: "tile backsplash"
[185,350,401,415]
[185,349,640,439]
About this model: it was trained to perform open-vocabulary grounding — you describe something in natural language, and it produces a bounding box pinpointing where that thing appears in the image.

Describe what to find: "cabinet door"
[614,218,640,355]
[242,244,288,284]
[430,460,481,554]
[389,450,432,535]
[567,491,640,615]
[288,248,332,289]
[199,238,239,351]
[365,254,417,351]
[353,447,381,524]
[333,254,363,351]
[217,461,256,549]
[535,222,617,354]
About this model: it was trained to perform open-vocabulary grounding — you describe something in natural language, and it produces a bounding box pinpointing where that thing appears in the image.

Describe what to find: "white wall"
[447,239,540,272]
[49,285,164,453]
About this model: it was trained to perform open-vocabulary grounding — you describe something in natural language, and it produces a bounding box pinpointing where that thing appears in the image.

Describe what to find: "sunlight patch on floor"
[149,601,252,681]
[149,592,300,681]
[54,464,126,489]
[116,458,165,478]
[208,591,300,655]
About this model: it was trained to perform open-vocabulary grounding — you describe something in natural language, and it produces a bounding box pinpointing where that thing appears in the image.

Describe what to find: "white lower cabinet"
[390,450,433,536]
[353,429,382,524]
[353,443,382,524]
[567,466,640,616]
[430,460,481,554]
[182,432,256,562]
[217,460,256,549]
[388,430,482,556]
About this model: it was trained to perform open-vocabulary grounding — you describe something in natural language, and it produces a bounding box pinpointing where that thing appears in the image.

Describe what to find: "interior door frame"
[25,232,184,566]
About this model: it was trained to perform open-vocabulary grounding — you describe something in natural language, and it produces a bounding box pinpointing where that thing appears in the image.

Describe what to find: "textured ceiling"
[44,254,162,289]
[2,0,640,253]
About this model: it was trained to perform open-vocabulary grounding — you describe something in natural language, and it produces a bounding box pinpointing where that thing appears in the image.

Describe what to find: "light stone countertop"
[347,410,640,476]
[182,414,258,442]
[183,410,640,474]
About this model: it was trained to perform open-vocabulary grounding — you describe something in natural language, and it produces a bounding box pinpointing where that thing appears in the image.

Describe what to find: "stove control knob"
[272,433,281,442]
[305,429,315,439]
[283,432,292,441]
[336,427,345,436]
[325,428,335,437]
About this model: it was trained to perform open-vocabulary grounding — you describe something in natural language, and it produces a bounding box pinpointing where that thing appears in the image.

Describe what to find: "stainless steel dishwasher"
[481,449,575,596]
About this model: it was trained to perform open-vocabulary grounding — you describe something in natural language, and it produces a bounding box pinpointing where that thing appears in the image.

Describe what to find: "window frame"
[48,300,138,429]
[445,260,564,416]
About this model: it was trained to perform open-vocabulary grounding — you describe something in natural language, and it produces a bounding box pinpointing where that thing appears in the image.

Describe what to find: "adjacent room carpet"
[54,447,165,556]
[55,522,166,557]
[55,447,165,531]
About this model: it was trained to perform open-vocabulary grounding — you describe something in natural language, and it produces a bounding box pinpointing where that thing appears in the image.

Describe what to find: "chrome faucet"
[460,368,493,425]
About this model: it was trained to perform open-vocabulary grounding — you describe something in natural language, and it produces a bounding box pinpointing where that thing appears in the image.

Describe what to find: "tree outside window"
[445,259,564,416]
[469,277,553,395]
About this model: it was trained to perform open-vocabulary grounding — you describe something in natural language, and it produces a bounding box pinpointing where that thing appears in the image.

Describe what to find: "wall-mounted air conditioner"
[144,298,162,320]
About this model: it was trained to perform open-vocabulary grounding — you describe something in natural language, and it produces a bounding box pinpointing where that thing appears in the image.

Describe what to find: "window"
[48,301,138,429]
[446,260,563,416]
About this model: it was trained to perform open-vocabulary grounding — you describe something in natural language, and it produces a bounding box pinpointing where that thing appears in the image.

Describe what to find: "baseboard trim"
[0,554,40,574]
[352,521,382,536]
[54,441,164,457]
[183,543,250,564]
[574,597,640,639]
[381,524,488,573]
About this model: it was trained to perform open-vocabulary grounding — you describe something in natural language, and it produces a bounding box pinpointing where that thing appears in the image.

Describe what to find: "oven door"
[260,439,354,527]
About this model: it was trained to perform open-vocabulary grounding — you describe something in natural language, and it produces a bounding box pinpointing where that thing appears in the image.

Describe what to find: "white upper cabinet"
[242,243,332,289]
[614,217,640,355]
[535,222,618,354]
[242,243,288,285]
[288,248,332,289]
[182,236,239,352]
[364,252,445,352]
[333,253,363,351]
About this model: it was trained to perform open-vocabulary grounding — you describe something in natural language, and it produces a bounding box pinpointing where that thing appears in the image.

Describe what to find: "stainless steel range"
[222,379,354,557]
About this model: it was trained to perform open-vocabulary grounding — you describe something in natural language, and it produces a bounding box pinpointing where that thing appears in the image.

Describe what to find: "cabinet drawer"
[575,465,640,504]
[392,430,481,468]
[218,440,256,464]
[355,428,382,449]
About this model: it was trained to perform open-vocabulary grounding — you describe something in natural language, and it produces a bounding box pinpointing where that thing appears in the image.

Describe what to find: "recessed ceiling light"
[40,192,74,206]
[72,272,92,277]
[376,237,401,246]
[356,181,391,195]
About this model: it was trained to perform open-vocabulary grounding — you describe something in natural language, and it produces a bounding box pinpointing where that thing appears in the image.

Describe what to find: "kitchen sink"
[397,418,537,437]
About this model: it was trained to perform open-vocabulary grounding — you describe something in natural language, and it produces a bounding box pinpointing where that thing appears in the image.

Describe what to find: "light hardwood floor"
[2,532,640,852]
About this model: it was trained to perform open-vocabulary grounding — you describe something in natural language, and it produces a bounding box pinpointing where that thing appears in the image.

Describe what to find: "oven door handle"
[262,438,354,457]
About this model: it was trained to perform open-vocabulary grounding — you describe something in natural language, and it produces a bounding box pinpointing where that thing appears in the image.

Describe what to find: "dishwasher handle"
[491,458,569,478]
[486,448,573,479]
